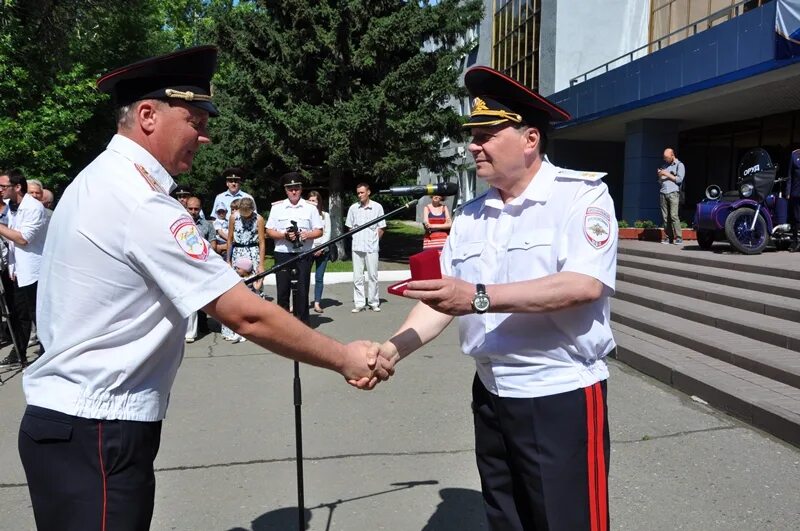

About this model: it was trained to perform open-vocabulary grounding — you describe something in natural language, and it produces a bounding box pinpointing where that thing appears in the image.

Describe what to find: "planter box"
[618,228,696,241]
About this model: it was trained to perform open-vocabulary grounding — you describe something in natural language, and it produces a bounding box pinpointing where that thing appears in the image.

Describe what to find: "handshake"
[337,339,401,391]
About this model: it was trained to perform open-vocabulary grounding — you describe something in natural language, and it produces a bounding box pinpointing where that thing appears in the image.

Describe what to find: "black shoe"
[0,352,23,368]
[789,243,800,253]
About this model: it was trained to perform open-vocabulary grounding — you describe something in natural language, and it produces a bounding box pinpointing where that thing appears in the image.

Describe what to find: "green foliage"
[617,219,630,228]
[194,0,483,213]
[634,219,657,229]
[0,0,225,191]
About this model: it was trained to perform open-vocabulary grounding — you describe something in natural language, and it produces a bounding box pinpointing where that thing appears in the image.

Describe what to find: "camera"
[286,220,304,250]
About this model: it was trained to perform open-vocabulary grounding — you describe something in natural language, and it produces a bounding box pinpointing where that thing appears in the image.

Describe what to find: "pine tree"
[201,0,483,251]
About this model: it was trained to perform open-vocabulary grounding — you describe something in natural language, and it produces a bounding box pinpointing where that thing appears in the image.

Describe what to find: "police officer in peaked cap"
[265,171,323,324]
[376,66,617,531]
[18,46,392,530]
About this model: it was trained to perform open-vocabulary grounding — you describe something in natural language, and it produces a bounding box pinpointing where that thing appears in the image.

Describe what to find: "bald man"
[657,148,685,244]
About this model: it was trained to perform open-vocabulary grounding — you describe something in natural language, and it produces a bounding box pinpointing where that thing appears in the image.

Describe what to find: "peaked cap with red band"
[463,66,571,128]
[97,45,219,117]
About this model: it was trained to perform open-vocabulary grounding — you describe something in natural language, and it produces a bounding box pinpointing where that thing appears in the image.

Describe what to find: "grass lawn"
[262,220,424,272]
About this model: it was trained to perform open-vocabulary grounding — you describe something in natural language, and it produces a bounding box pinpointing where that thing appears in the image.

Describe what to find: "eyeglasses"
[186,207,201,212]
[0,184,12,189]
[226,178,241,183]
[285,186,302,191]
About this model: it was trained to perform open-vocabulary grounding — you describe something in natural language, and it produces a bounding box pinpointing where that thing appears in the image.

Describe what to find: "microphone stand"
[244,197,421,531]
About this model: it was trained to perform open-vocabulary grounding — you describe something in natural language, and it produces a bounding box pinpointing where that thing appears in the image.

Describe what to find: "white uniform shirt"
[213,190,256,214]
[441,161,617,399]
[345,200,386,253]
[266,198,323,253]
[8,193,48,287]
[24,134,241,421]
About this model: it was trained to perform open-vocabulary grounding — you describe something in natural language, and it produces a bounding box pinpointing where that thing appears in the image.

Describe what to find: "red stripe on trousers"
[98,423,107,531]
[584,386,598,531]
[585,383,608,531]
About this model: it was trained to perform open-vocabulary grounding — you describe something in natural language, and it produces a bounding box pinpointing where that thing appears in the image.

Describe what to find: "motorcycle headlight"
[740,183,754,198]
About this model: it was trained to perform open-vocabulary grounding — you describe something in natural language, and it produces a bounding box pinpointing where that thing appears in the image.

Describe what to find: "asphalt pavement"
[1,281,798,530]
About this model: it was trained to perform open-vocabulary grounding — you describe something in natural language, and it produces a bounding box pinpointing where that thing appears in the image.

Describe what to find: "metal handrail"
[568,0,766,87]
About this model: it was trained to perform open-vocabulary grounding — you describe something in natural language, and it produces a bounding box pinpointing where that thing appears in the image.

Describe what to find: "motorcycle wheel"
[696,230,714,250]
[724,208,768,255]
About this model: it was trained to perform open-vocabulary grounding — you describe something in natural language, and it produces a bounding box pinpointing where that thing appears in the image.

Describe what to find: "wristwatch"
[472,283,490,314]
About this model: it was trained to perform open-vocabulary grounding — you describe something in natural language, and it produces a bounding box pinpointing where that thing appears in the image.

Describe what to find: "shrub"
[634,220,657,229]
[618,220,629,228]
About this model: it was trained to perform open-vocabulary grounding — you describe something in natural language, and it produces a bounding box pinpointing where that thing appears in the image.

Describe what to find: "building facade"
[424,0,800,227]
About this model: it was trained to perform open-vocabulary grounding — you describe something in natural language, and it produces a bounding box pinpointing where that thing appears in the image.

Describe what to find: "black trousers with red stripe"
[18,405,162,531]
[472,375,610,531]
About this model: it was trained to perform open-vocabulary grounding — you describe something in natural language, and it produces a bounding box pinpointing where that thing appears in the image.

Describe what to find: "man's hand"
[343,341,395,390]
[402,276,475,316]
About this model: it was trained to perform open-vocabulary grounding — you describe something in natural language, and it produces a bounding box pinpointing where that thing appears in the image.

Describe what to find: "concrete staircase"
[612,244,800,447]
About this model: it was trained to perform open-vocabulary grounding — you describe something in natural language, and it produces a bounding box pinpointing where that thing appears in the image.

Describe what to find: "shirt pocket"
[20,414,73,443]
[450,241,484,280]
[507,229,554,281]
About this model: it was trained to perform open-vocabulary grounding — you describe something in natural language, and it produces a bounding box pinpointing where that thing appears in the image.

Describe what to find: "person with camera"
[266,172,322,323]
[657,147,685,245]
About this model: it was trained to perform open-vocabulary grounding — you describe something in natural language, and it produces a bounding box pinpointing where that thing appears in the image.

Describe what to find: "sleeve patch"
[171,217,209,261]
[584,207,611,249]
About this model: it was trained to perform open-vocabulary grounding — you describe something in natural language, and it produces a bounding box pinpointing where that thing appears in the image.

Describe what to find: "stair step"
[611,322,800,447]
[611,298,800,390]
[617,254,800,299]
[617,265,800,322]
[614,279,800,352]
[618,243,800,281]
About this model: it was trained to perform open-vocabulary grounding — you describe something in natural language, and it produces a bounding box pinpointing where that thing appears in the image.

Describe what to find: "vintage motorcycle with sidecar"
[693,148,791,255]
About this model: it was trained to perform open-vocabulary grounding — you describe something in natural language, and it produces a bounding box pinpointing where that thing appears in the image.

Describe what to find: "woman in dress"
[227,197,265,292]
[307,191,331,313]
[422,194,452,251]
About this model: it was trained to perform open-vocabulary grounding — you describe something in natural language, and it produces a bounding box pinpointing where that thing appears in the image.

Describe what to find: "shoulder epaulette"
[555,168,607,181]
[453,191,489,214]
[271,199,283,205]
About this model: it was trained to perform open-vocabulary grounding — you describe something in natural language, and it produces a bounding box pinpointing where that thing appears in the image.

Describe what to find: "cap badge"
[472,97,489,113]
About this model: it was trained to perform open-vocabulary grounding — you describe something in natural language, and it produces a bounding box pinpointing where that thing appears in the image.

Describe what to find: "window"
[492,0,541,91]
[649,0,773,51]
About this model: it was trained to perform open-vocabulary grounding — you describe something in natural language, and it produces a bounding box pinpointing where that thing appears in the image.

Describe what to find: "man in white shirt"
[345,183,385,312]
[17,46,392,531]
[0,169,48,367]
[213,167,256,214]
[377,66,616,531]
[266,172,323,323]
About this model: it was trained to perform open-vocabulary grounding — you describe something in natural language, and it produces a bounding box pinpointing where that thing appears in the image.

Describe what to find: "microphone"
[379,182,459,197]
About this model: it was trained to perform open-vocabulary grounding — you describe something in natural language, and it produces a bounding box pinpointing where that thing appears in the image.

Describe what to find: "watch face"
[473,294,490,312]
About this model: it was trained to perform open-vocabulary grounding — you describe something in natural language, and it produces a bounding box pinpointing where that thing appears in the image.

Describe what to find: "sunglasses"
[226,178,241,183]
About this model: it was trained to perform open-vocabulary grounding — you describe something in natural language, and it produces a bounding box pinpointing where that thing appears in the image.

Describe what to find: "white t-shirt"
[441,161,618,398]
[24,134,241,421]
[8,193,48,287]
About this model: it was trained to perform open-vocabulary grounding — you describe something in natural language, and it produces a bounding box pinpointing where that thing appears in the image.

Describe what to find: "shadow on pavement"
[422,488,487,531]
[228,481,487,531]
[227,507,312,531]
